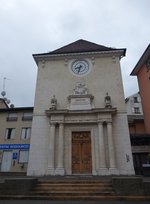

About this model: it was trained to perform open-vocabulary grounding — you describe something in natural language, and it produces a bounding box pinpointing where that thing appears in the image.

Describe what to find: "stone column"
[98,122,107,175]
[55,123,65,175]
[107,122,116,172]
[47,123,55,175]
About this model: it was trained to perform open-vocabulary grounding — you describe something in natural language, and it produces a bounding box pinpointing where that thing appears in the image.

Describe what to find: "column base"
[98,168,109,175]
[109,167,119,175]
[47,167,55,175]
[55,167,65,175]
[92,170,98,176]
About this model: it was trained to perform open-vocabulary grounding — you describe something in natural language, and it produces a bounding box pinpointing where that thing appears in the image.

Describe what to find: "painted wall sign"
[0,144,30,150]
[13,152,18,160]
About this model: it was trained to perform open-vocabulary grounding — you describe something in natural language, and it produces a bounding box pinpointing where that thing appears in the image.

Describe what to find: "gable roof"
[50,39,120,54]
[33,39,126,57]
[0,98,9,109]
[130,44,150,76]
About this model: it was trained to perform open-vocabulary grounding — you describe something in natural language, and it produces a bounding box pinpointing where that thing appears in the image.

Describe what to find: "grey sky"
[0,0,150,107]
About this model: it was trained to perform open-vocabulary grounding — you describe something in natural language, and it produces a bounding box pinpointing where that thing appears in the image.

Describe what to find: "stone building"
[26,39,135,176]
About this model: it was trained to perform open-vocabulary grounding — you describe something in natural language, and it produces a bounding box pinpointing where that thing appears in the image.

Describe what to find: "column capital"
[106,120,112,125]
[50,122,56,126]
[98,121,103,125]
[97,119,104,124]
[59,122,64,126]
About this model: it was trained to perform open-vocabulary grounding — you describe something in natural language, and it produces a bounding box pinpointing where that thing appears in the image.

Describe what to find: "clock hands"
[75,65,84,73]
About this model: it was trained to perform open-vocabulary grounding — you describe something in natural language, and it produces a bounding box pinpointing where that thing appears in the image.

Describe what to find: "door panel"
[72,132,92,174]
[82,141,92,173]
[72,142,81,173]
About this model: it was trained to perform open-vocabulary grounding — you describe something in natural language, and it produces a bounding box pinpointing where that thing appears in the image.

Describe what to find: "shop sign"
[0,144,30,150]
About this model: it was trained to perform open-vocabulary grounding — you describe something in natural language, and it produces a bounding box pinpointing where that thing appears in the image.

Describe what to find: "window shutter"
[11,129,15,139]
[27,128,31,139]
[5,129,9,139]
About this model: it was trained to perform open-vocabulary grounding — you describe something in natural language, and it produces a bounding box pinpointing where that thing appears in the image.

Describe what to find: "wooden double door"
[72,132,92,174]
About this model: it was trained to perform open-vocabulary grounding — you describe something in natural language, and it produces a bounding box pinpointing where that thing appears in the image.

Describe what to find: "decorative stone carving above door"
[68,82,94,110]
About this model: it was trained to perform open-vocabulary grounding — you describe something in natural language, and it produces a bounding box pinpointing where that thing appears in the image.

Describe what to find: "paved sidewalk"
[0,201,150,204]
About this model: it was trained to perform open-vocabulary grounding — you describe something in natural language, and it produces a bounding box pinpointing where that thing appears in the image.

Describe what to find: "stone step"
[38,182,111,186]
[37,182,112,186]
[31,192,114,196]
[31,190,114,194]
[38,179,111,183]
[34,186,113,191]
[36,184,112,188]
[34,185,113,189]
[35,181,113,187]
[31,188,114,192]
[0,194,150,201]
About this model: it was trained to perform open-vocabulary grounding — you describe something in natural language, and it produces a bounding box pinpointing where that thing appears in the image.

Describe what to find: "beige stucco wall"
[33,55,126,114]
[0,110,32,172]
[0,112,32,144]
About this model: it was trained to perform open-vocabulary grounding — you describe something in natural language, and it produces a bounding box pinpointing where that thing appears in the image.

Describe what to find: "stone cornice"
[45,107,117,116]
[33,50,125,65]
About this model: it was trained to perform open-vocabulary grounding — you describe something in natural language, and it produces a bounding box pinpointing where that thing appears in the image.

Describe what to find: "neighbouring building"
[0,98,9,109]
[131,44,150,134]
[126,93,150,175]
[130,45,150,175]
[27,39,135,176]
[125,92,143,116]
[0,99,33,172]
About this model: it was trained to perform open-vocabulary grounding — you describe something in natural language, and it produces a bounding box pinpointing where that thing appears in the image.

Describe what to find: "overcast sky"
[0,0,150,107]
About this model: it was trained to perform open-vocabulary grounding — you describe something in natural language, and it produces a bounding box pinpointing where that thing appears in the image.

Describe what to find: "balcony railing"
[22,116,33,121]
[130,134,150,146]
[7,117,18,121]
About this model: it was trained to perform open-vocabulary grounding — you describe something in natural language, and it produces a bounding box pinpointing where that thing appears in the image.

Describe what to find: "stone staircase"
[0,176,150,200]
[28,178,116,200]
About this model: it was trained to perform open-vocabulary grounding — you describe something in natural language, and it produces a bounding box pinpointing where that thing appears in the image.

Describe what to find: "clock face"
[71,60,90,75]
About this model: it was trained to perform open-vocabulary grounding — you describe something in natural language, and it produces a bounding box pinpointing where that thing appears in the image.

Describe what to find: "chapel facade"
[27,39,135,176]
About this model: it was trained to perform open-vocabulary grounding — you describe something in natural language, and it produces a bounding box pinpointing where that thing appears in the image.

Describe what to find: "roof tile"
[33,39,126,57]
[50,39,115,54]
